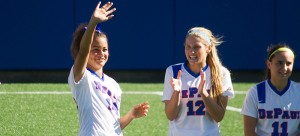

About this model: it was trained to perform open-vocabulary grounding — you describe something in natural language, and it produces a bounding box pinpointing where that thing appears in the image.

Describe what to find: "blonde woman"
[162,27,234,136]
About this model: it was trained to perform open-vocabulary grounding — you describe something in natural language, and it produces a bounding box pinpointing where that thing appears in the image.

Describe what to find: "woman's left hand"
[198,70,209,97]
[91,1,116,24]
[130,102,150,119]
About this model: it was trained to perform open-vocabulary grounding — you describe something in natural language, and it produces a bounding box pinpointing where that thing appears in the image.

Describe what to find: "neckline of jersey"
[267,79,291,96]
[183,61,208,78]
[87,68,105,81]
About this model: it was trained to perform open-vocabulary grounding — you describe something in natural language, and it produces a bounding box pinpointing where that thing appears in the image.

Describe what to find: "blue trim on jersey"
[183,62,208,78]
[256,81,266,103]
[87,68,104,81]
[172,64,182,78]
[267,79,291,96]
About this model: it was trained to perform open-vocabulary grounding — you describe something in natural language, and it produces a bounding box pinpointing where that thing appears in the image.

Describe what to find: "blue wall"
[1,0,299,70]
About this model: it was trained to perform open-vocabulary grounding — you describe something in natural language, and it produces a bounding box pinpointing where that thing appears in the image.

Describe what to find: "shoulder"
[165,63,184,74]
[104,74,118,84]
[219,66,232,80]
[220,66,230,74]
[289,80,300,90]
[68,66,89,85]
[104,74,122,90]
[247,81,267,95]
[290,80,300,86]
[166,63,184,69]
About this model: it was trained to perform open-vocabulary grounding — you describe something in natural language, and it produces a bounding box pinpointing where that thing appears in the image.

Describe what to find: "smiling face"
[87,36,109,71]
[267,51,294,81]
[184,35,211,67]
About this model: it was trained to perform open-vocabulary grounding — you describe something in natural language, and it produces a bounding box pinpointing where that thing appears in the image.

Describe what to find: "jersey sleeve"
[221,67,234,99]
[241,86,258,118]
[68,66,88,100]
[68,66,87,84]
[162,65,174,101]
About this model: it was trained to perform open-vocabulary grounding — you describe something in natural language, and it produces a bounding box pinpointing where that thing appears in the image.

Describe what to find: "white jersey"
[241,80,300,136]
[68,67,123,136]
[162,62,234,136]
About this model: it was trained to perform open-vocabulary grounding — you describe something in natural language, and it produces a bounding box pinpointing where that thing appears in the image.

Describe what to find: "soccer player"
[241,44,300,136]
[162,27,234,135]
[68,2,149,135]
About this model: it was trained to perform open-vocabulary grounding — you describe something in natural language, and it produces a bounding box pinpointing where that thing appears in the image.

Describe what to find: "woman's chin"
[188,60,198,64]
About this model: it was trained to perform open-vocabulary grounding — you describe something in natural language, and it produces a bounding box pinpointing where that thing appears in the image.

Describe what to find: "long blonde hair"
[187,27,225,105]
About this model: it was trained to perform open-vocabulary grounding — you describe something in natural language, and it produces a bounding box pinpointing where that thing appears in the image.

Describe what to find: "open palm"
[170,70,182,92]
[92,1,116,23]
[198,70,209,97]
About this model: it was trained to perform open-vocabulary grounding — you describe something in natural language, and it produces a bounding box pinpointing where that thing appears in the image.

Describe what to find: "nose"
[188,47,196,53]
[94,50,103,56]
[185,46,198,53]
[191,48,195,53]
[283,64,288,70]
[99,50,104,55]
[97,50,104,56]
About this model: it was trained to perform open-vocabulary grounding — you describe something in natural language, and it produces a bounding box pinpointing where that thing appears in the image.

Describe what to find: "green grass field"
[0,83,256,136]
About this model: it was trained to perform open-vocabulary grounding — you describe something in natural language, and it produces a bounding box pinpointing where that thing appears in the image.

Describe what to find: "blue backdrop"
[1,0,299,70]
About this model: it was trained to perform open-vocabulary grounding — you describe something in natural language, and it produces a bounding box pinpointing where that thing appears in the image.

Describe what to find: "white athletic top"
[162,62,234,136]
[68,67,123,136]
[241,80,300,136]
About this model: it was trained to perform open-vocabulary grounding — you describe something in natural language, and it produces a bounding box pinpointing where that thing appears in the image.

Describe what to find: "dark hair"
[264,43,293,79]
[70,23,108,60]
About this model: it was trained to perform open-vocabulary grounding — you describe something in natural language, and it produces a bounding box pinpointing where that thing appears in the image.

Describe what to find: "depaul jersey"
[162,62,234,136]
[241,79,300,136]
[68,67,123,136]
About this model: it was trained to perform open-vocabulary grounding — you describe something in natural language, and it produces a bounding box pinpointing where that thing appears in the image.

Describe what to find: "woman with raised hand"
[68,2,149,135]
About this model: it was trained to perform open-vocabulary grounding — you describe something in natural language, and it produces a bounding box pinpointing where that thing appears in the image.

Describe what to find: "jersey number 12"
[186,100,205,115]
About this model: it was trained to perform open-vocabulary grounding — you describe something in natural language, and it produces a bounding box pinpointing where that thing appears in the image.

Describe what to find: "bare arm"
[198,70,228,122]
[164,70,182,121]
[120,102,149,129]
[244,115,258,136]
[164,91,181,121]
[201,94,228,122]
[73,1,116,82]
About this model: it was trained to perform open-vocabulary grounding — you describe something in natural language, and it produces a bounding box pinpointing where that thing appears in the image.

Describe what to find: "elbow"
[165,110,178,121]
[213,107,226,122]
[166,114,176,121]
[214,116,224,122]
[212,112,225,122]
[120,125,125,130]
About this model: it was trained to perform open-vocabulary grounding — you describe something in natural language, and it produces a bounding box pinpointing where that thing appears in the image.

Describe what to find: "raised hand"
[198,70,209,97]
[170,70,182,92]
[130,102,150,119]
[91,1,116,24]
